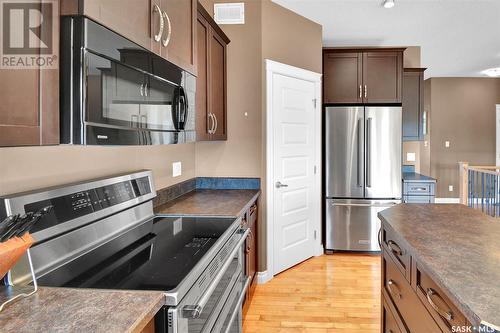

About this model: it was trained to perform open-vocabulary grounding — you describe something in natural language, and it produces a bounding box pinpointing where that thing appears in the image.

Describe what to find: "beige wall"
[197,0,322,271]
[195,0,263,178]
[0,144,196,195]
[428,78,500,197]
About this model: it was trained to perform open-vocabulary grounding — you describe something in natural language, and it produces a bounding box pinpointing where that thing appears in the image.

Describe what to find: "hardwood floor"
[243,254,381,333]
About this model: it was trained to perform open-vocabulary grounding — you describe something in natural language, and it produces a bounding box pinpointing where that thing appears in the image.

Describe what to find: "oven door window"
[179,250,242,333]
[85,52,178,132]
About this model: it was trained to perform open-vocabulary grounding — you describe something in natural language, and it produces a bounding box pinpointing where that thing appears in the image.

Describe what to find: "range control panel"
[24,176,151,233]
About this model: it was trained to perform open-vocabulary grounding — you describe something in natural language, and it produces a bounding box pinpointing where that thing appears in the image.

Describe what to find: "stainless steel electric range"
[2,171,250,333]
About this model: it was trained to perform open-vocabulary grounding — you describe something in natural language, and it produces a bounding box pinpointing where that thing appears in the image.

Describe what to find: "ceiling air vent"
[214,3,245,25]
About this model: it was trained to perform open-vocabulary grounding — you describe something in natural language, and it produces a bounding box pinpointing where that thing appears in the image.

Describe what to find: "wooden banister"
[458,161,469,205]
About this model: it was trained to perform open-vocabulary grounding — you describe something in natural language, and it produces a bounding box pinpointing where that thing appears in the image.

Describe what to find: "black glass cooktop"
[37,216,236,291]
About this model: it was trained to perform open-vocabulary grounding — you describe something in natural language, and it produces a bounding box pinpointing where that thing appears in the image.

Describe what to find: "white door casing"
[496,105,500,166]
[265,59,322,280]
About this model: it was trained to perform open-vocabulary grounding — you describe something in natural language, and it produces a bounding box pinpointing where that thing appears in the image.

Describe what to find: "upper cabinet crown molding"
[323,47,405,105]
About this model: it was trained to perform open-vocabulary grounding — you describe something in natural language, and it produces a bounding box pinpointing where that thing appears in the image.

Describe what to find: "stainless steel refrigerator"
[325,106,402,252]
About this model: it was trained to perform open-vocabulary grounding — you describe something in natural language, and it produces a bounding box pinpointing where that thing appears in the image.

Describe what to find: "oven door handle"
[223,276,252,333]
[182,228,250,319]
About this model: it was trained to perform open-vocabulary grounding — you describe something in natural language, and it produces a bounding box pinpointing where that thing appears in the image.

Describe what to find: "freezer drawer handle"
[331,202,399,208]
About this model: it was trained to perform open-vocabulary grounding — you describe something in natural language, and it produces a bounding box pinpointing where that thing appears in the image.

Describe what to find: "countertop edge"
[128,293,165,333]
[378,214,484,328]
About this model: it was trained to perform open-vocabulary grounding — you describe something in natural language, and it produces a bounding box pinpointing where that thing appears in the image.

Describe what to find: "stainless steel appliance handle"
[153,4,164,43]
[357,118,362,187]
[162,11,172,47]
[182,228,250,319]
[366,117,372,187]
[331,202,399,208]
[223,276,252,333]
[140,83,144,97]
[144,83,148,97]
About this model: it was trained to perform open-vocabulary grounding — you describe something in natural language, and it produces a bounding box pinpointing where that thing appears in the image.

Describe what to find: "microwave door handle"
[180,87,188,127]
[182,228,250,319]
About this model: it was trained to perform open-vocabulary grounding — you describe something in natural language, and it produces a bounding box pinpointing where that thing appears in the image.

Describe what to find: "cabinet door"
[163,0,196,74]
[195,15,211,141]
[323,52,363,104]
[402,69,424,141]
[0,1,59,146]
[363,51,403,104]
[83,0,152,50]
[209,27,227,140]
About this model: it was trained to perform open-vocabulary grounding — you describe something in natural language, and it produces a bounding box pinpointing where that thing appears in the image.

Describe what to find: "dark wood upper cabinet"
[363,51,403,104]
[163,0,196,75]
[402,68,425,141]
[323,48,404,105]
[0,2,59,146]
[63,0,196,74]
[196,3,229,141]
[323,52,363,104]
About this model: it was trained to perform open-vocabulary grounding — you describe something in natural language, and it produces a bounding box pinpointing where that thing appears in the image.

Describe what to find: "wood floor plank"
[243,254,381,333]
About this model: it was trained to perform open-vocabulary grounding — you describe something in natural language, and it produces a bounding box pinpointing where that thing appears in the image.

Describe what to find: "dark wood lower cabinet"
[381,222,473,333]
[243,200,258,313]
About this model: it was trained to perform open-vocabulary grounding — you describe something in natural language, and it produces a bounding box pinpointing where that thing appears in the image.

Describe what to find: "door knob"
[275,181,289,188]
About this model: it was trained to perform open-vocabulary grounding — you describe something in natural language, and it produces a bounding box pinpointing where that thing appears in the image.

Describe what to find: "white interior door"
[272,73,317,275]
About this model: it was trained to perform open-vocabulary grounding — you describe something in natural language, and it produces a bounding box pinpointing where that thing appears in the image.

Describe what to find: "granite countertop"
[402,172,436,182]
[378,204,500,330]
[155,189,260,217]
[0,287,164,333]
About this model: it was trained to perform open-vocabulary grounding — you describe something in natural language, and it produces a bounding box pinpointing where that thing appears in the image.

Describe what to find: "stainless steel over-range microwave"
[60,16,196,145]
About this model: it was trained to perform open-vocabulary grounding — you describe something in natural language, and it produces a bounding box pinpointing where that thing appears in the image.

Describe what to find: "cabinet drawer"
[414,262,467,332]
[404,182,435,196]
[382,223,411,281]
[383,251,442,333]
[403,196,434,204]
[383,294,406,333]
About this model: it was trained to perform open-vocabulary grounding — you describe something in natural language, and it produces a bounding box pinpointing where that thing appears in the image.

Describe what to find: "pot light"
[383,0,395,8]
[482,67,500,77]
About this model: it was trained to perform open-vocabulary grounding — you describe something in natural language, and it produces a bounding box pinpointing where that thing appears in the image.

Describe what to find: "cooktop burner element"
[37,216,235,292]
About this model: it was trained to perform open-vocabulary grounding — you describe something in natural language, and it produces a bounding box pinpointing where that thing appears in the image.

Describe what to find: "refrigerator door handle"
[357,118,362,187]
[366,117,372,187]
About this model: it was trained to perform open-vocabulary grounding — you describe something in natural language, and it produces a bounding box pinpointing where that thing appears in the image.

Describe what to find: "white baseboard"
[315,243,324,257]
[435,198,460,203]
[256,270,272,284]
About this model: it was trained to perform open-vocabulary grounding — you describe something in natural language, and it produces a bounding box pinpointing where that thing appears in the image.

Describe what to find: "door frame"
[264,59,323,283]
[496,105,500,166]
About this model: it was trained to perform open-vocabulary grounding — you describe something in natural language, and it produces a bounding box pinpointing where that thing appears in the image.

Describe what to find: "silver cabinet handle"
[426,288,454,321]
[182,229,250,319]
[144,82,148,97]
[140,83,144,97]
[152,4,164,43]
[387,240,403,256]
[364,84,367,98]
[276,181,288,188]
[131,114,139,127]
[208,113,215,134]
[359,85,362,99]
[162,11,172,47]
[387,279,401,300]
[213,113,218,134]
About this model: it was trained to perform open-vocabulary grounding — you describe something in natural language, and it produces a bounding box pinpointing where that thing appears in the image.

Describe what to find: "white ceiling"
[272,0,500,78]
